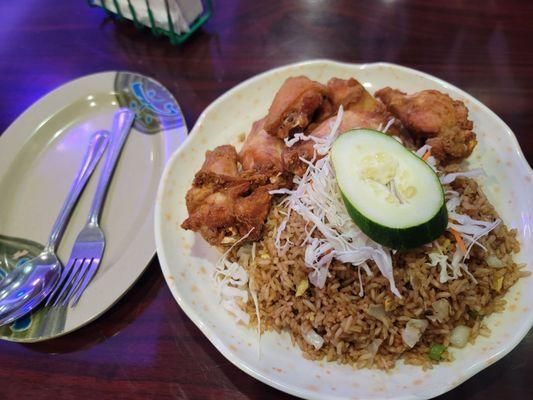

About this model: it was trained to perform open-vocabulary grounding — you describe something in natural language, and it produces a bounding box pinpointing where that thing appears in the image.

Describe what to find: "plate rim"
[155,59,533,400]
[0,70,187,342]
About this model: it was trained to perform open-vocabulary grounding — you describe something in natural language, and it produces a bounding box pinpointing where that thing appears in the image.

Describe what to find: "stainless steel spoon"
[0,130,109,326]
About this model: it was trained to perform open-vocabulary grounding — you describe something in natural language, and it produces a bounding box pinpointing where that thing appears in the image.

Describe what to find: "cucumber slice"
[331,129,447,250]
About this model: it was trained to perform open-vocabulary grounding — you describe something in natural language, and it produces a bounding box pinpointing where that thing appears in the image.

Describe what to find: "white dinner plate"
[155,60,533,400]
[0,71,187,342]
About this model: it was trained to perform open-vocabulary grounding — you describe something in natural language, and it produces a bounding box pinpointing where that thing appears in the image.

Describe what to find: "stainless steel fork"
[46,108,135,307]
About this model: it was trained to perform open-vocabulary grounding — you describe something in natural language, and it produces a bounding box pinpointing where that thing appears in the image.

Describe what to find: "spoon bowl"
[0,252,61,321]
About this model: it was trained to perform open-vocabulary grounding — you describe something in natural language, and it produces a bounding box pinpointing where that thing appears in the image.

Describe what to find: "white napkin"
[94,0,204,34]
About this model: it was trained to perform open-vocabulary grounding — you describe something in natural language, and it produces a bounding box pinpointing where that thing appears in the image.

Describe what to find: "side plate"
[0,71,187,342]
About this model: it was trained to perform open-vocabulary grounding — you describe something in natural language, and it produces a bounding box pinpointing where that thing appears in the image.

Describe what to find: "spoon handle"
[45,130,110,252]
[87,108,135,226]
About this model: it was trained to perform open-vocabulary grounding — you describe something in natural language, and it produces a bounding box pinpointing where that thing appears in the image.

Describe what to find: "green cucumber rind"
[341,192,448,251]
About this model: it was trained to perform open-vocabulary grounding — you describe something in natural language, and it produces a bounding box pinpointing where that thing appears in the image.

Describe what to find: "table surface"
[0,1,531,399]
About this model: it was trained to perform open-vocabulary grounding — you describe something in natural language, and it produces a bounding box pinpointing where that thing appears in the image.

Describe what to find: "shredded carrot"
[422,149,432,161]
[449,227,467,254]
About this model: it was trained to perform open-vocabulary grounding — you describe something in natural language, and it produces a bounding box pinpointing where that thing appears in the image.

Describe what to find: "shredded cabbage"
[271,107,400,297]
[213,229,254,325]
[440,168,485,185]
[380,117,396,135]
[221,299,250,325]
[426,180,501,285]
[428,248,461,283]
[445,190,461,213]
[448,203,501,262]
[415,144,432,158]
[414,144,437,171]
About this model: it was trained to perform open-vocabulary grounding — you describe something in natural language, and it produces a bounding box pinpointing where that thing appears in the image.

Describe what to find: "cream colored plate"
[0,71,187,341]
[155,60,533,400]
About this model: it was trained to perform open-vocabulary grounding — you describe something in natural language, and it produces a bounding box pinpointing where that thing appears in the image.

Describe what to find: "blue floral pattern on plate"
[114,72,184,134]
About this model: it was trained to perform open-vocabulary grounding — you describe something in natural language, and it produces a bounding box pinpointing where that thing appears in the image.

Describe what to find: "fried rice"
[223,173,528,370]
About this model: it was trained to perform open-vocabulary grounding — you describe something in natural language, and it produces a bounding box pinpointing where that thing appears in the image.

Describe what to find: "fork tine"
[53,258,85,306]
[61,259,92,307]
[70,258,100,307]
[46,257,77,307]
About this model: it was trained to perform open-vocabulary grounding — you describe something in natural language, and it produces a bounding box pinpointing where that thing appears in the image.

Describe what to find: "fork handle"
[88,108,135,226]
[45,130,110,252]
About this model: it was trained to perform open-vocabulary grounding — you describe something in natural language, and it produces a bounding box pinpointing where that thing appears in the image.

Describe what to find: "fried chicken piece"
[185,145,241,214]
[327,77,385,113]
[426,132,477,161]
[182,181,273,245]
[192,144,240,187]
[239,118,294,190]
[184,145,242,244]
[375,88,477,161]
[325,78,404,136]
[282,110,398,175]
[305,77,389,132]
[264,76,327,139]
[182,181,251,245]
[185,184,216,216]
[201,145,238,176]
[183,143,277,245]
[239,118,285,174]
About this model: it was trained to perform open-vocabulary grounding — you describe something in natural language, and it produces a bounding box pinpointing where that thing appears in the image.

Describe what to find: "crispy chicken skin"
[375,88,477,161]
[239,118,285,174]
[283,109,399,176]
[263,76,327,139]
